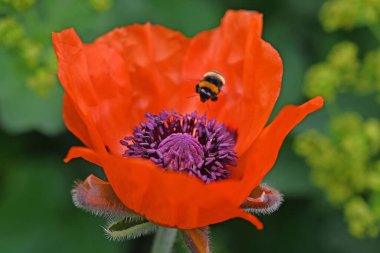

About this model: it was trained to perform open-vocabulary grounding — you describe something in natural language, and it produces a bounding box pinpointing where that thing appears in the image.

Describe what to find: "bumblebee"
[195,70,225,103]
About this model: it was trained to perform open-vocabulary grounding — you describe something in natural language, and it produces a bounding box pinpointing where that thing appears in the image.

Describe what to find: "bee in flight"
[195,70,225,103]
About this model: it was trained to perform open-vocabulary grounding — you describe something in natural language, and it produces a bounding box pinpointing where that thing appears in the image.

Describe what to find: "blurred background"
[1,0,380,252]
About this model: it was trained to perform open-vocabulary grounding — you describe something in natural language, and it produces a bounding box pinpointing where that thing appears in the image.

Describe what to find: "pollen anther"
[121,110,237,183]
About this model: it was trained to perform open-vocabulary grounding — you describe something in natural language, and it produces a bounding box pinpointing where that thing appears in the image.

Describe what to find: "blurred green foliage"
[87,0,113,12]
[0,156,124,253]
[296,0,380,239]
[295,113,380,237]
[305,42,360,102]
[304,41,380,103]
[1,0,380,252]
[320,0,380,32]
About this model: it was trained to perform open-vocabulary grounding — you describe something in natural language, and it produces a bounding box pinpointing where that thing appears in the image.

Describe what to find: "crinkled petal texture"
[54,10,324,229]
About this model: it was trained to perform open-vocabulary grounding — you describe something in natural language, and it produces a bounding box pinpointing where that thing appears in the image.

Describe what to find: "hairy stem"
[151,227,178,253]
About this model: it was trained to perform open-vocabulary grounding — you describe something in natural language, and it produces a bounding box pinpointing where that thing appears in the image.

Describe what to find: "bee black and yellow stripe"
[196,70,225,103]
[203,71,225,85]
[198,80,220,94]
[199,71,225,94]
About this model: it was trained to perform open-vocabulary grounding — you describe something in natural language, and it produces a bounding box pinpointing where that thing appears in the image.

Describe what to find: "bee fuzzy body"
[195,71,225,103]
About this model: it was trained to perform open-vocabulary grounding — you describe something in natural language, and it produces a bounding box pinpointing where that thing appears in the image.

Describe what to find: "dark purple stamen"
[120,110,237,183]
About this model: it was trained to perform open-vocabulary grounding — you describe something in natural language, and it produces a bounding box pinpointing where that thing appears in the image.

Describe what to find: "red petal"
[63,94,107,153]
[53,27,189,153]
[95,24,190,115]
[63,94,92,148]
[237,210,263,230]
[53,29,131,112]
[99,154,245,229]
[64,146,101,165]
[236,96,324,199]
[67,147,264,230]
[181,10,283,155]
[53,29,133,153]
[72,174,132,217]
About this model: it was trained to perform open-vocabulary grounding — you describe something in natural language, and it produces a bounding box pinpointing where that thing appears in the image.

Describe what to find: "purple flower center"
[158,133,205,170]
[120,110,237,183]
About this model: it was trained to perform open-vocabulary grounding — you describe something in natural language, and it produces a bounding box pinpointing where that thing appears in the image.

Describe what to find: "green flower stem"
[151,227,178,253]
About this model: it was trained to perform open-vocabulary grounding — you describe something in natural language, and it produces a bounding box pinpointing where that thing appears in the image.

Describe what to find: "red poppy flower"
[53,9,323,247]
